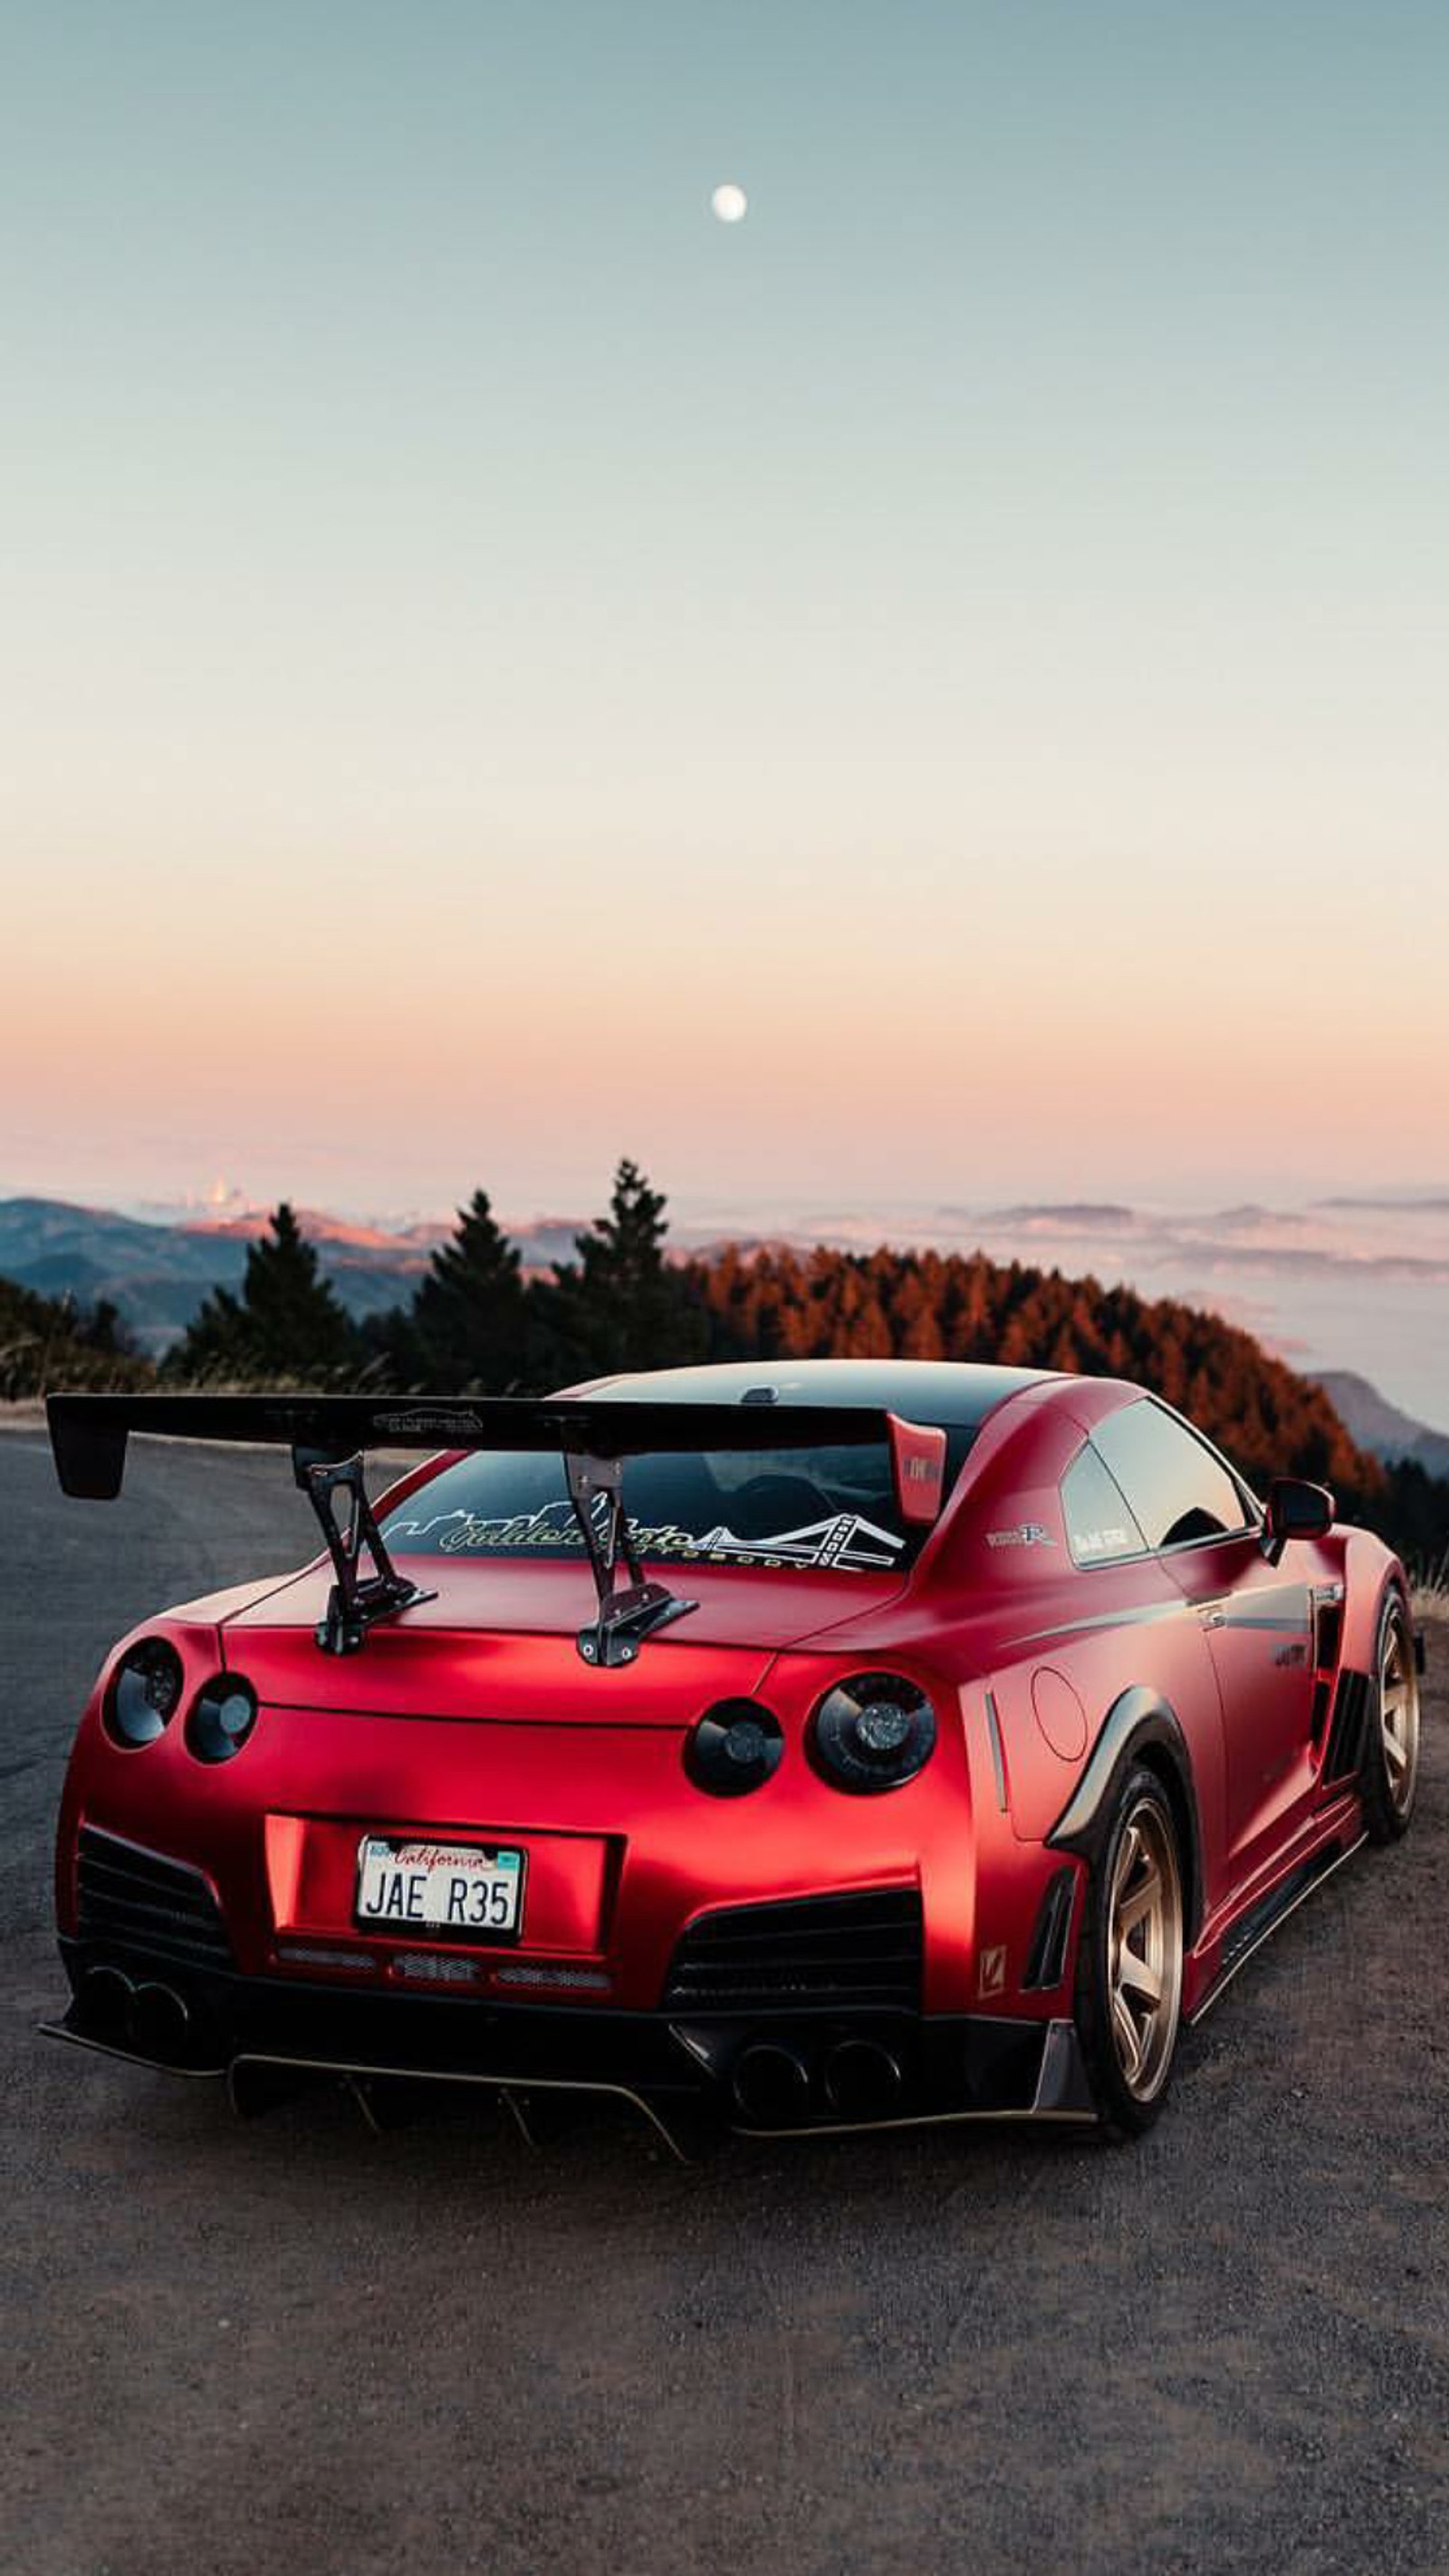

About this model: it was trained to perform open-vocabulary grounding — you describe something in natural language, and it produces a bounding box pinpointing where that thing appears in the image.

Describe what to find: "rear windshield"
[382,1434,974,1576]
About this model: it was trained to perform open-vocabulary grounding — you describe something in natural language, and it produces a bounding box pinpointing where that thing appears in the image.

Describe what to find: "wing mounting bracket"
[563,1451,697,1668]
[293,1447,437,1655]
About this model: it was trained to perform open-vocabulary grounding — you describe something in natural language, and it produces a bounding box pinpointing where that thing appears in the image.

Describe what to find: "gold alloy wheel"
[1379,1610,1421,1819]
[1107,1798,1185,2102]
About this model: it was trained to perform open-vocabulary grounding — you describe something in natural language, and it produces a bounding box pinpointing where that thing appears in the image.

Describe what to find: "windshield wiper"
[564,1451,697,1668]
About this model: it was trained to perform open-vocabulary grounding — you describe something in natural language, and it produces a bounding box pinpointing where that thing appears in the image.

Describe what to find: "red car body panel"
[44,1361,1407,2144]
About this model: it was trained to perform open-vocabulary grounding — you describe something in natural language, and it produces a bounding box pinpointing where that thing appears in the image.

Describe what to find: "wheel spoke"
[1377,1615,1421,1816]
[1111,1989,1141,2077]
[1117,1866,1162,1936]
[1118,1947,1163,2004]
[1103,1796,1184,2105]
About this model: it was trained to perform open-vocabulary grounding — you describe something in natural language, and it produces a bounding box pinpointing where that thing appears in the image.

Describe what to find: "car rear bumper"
[49,1934,1097,2156]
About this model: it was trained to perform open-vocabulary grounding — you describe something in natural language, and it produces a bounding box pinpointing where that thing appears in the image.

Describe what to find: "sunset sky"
[3,2,1446,1219]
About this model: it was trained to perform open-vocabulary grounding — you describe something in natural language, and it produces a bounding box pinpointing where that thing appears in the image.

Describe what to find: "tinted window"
[1061,1444,1147,1566]
[1093,1401,1252,1552]
[383,1435,974,1578]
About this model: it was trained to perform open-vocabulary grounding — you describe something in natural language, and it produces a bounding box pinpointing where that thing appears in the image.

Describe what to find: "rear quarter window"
[1092,1400,1253,1553]
[1061,1443,1147,1567]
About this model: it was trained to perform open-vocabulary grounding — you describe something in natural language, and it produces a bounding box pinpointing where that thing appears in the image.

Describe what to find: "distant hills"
[1316,1370,1449,1480]
[0,1197,581,1356]
[0,1197,406,1350]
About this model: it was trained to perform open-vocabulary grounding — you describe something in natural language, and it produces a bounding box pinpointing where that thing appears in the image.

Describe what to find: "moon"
[710,182,748,225]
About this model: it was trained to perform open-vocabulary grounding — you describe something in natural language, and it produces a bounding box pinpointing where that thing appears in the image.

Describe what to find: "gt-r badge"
[978,1946,1007,1997]
[986,1522,1053,1550]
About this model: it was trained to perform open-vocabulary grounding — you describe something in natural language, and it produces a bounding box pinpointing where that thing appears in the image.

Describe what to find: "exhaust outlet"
[822,2039,903,2121]
[79,1964,133,2043]
[732,2041,811,2126]
[127,1981,192,2064]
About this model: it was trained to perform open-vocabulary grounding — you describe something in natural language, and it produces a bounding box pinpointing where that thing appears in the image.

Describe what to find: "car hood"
[214,1556,909,1724]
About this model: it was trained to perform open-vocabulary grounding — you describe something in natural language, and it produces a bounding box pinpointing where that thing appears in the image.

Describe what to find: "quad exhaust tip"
[78,1964,133,2044]
[731,2042,811,2125]
[78,1966,193,2065]
[731,2035,904,2127]
[822,2038,902,2120]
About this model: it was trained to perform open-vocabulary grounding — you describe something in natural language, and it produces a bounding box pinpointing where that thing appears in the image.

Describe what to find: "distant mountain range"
[1315,1371,1449,1479]
[0,1197,581,1357]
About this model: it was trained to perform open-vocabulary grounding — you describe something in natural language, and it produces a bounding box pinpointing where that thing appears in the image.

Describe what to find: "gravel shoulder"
[3,1432,1447,2575]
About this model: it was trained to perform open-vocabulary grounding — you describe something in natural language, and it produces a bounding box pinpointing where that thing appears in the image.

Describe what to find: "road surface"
[3,1428,1447,2572]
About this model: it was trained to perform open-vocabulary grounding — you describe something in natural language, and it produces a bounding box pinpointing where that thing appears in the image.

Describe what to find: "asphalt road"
[4,1428,1448,2576]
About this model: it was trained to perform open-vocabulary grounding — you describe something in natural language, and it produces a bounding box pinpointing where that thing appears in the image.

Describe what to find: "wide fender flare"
[1337,1529,1411,1674]
[1045,1687,1204,1944]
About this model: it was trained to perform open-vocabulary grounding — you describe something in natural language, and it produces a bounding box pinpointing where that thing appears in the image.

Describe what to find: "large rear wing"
[45,1392,949,1663]
[45,1390,948,1515]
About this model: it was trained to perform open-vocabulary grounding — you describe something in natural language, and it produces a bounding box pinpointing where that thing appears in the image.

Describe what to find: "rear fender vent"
[1314,1600,1344,1673]
[76,1826,235,1970]
[1022,1867,1077,1993]
[663,1887,922,2013]
[1321,1670,1371,1785]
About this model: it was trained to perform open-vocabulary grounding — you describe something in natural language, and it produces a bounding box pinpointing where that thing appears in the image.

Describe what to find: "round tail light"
[810,1673,936,1792]
[186,1675,258,1764]
[686,1699,784,1796]
[103,1638,184,1748]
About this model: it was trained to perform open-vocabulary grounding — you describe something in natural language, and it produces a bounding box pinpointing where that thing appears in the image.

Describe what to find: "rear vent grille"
[664,1888,923,2013]
[76,1827,234,1969]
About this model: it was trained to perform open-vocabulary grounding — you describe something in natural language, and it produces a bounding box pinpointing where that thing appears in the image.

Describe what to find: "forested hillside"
[0,1278,150,1399]
[8,1162,1447,1567]
[686,1245,1375,1500]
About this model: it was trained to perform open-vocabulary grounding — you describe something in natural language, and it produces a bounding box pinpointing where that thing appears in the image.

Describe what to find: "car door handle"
[1197,1602,1228,1629]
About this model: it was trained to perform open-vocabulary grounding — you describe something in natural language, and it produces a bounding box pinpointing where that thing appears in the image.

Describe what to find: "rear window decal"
[386,1499,906,1573]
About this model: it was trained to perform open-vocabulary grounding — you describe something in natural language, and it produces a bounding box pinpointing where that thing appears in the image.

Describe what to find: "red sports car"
[43,1361,1423,2152]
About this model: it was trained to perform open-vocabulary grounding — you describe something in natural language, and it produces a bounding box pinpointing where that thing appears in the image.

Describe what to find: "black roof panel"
[581,1359,1056,1431]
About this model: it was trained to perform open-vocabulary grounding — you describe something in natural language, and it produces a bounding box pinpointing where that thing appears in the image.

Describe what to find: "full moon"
[711,182,748,224]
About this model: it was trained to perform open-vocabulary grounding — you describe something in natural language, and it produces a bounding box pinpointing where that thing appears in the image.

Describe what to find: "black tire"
[1074,1764,1185,2139]
[1359,1589,1421,1845]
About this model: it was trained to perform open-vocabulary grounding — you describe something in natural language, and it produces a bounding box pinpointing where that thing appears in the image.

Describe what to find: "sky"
[2,0,1446,1222]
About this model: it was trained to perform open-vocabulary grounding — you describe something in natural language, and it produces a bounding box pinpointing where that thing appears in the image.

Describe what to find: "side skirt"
[1187,1832,1366,2026]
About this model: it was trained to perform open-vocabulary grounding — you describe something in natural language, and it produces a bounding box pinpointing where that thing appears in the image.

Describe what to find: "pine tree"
[168,1204,357,1382]
[241,1204,356,1374]
[538,1158,706,1379]
[410,1190,527,1391]
[164,1282,250,1381]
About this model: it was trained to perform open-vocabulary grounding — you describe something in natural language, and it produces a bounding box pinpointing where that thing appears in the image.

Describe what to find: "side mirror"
[1262,1475,1334,1561]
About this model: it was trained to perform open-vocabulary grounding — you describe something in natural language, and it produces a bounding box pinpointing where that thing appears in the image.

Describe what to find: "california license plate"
[355,1836,525,1942]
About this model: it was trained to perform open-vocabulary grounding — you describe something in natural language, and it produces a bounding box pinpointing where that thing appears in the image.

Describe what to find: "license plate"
[355,1836,526,1942]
